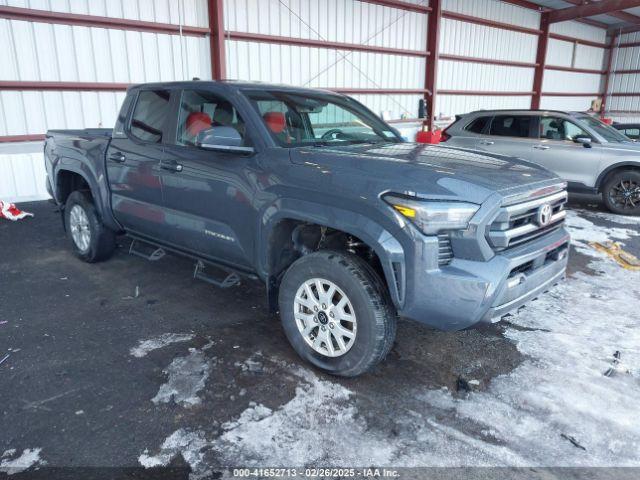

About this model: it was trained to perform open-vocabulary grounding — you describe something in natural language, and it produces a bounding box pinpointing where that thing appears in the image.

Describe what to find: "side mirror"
[196,126,254,154]
[574,135,592,148]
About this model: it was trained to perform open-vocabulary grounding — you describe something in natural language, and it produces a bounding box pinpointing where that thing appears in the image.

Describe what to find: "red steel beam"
[549,33,609,49]
[617,40,640,47]
[543,92,602,96]
[601,34,618,115]
[439,90,535,96]
[439,54,537,68]
[0,134,46,143]
[356,0,431,13]
[548,0,640,24]
[0,5,209,36]
[561,0,640,25]
[0,81,129,91]
[330,88,429,94]
[208,0,226,80]
[226,31,429,57]
[425,0,442,131]
[442,10,542,35]
[546,65,606,75]
[531,12,550,109]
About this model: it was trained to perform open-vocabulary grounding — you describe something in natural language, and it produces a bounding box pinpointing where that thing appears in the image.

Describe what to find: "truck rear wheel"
[64,190,116,262]
[602,170,640,215]
[278,250,397,377]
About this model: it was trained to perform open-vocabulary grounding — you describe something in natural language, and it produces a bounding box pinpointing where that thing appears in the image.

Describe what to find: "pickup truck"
[45,81,570,377]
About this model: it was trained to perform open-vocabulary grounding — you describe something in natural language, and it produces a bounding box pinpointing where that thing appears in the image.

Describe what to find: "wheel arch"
[595,162,640,192]
[259,199,405,312]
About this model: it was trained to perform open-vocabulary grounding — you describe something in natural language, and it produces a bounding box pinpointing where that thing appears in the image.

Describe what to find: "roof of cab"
[127,80,341,97]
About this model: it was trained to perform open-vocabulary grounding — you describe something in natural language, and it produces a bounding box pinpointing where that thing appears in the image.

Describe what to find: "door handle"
[161,160,183,173]
[533,145,550,150]
[109,152,126,163]
[480,140,495,145]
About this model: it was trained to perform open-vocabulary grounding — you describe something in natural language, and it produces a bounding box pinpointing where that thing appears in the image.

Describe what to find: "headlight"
[383,194,479,235]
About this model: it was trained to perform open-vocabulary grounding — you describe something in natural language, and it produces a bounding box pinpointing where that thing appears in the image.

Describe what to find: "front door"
[107,89,171,239]
[531,116,603,186]
[159,88,259,269]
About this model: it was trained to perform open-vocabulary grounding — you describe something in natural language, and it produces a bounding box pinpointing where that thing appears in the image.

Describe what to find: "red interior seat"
[185,112,212,138]
[263,112,286,134]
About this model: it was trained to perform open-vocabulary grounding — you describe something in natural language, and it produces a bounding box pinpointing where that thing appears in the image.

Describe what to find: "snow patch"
[0,448,45,475]
[152,348,211,407]
[565,210,639,256]
[139,429,210,479]
[131,333,195,358]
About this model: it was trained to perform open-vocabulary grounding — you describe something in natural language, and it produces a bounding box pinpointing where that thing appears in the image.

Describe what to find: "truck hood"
[290,142,561,204]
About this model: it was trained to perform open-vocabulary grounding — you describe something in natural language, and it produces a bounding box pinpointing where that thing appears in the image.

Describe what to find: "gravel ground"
[1,197,639,480]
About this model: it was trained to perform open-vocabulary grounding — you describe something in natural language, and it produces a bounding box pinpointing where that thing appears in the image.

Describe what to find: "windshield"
[244,90,402,147]
[576,114,631,143]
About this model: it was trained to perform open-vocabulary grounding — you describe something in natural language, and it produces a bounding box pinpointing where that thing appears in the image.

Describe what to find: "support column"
[601,33,618,116]
[531,12,550,110]
[425,0,441,131]
[208,0,226,80]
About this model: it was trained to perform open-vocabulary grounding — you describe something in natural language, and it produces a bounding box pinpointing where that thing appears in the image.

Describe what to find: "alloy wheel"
[293,278,357,358]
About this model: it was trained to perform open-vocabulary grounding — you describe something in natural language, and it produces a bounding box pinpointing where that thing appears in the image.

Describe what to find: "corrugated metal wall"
[0,0,210,202]
[608,31,640,115]
[541,20,606,111]
[0,0,634,202]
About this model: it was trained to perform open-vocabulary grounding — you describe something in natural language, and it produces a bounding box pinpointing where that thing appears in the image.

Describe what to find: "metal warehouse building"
[1,0,640,202]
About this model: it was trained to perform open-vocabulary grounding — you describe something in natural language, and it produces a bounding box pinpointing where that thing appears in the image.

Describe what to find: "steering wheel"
[321,128,345,141]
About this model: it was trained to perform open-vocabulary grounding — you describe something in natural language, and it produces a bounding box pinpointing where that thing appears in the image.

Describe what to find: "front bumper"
[399,227,569,331]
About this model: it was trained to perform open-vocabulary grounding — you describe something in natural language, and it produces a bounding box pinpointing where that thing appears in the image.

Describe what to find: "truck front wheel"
[64,190,116,262]
[278,250,397,377]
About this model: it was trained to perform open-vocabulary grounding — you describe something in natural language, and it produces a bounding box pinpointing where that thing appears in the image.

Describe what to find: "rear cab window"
[129,89,171,143]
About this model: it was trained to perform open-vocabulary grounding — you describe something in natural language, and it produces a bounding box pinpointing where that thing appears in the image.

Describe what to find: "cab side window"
[129,90,171,143]
[540,117,590,142]
[489,116,535,138]
[176,90,248,147]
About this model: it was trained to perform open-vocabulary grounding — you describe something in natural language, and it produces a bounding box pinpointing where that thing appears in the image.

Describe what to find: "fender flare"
[595,161,640,192]
[54,161,120,231]
[258,198,406,308]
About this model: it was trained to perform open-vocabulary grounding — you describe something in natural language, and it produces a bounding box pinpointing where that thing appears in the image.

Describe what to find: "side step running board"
[193,260,241,288]
[129,239,166,261]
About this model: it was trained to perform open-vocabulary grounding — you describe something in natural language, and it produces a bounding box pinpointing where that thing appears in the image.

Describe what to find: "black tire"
[278,250,397,377]
[602,170,640,215]
[64,190,116,262]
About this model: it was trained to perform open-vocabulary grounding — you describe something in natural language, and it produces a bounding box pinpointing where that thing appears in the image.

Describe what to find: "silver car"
[443,110,640,215]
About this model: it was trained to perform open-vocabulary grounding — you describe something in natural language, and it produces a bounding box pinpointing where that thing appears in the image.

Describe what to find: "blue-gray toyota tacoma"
[44,81,570,377]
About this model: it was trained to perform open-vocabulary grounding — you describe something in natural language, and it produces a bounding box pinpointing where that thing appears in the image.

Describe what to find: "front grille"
[488,190,567,251]
[438,233,453,265]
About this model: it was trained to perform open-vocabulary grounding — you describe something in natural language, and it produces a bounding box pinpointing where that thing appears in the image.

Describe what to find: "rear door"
[158,88,259,269]
[531,115,603,186]
[107,89,171,239]
[475,115,540,160]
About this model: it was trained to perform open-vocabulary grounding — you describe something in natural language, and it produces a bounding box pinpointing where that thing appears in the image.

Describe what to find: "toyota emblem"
[537,204,553,226]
